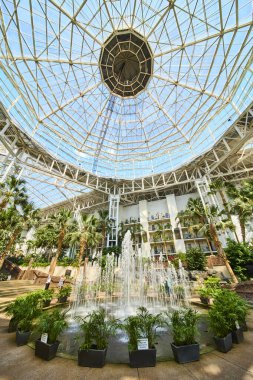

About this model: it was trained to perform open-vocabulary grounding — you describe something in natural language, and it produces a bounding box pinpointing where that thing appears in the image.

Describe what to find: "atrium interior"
[0,1,253,379]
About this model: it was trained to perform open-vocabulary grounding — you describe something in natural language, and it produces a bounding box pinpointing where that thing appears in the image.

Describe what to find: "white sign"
[137,338,149,350]
[41,333,48,344]
[235,321,240,330]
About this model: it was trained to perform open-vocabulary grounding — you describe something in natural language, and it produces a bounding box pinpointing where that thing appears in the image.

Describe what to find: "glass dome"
[0,0,252,179]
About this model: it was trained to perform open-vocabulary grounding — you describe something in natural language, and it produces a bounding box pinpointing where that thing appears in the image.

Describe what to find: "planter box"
[232,328,244,344]
[58,296,68,303]
[129,348,156,368]
[16,330,31,346]
[35,339,60,361]
[241,321,248,332]
[200,296,210,305]
[213,333,232,353]
[8,318,17,333]
[78,348,107,368]
[171,343,199,364]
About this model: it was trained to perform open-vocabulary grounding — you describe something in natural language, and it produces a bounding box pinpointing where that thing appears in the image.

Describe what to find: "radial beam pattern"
[0,0,252,179]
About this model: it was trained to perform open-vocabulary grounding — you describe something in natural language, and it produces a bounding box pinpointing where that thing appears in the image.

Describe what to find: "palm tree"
[98,209,110,248]
[209,179,239,242]
[177,198,238,283]
[0,203,40,269]
[226,181,253,242]
[68,214,102,266]
[0,175,28,210]
[48,209,75,275]
[153,221,171,260]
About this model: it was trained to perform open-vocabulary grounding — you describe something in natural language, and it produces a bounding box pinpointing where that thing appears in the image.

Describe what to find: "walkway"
[1,281,253,379]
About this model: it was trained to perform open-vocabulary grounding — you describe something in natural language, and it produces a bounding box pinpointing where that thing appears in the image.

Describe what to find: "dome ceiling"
[0,0,252,179]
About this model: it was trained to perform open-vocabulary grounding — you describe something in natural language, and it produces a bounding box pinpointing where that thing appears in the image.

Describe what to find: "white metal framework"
[107,194,120,247]
[0,0,252,181]
[0,1,252,210]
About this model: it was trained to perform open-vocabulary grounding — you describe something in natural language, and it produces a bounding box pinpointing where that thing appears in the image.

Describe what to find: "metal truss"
[0,100,253,213]
[0,1,252,179]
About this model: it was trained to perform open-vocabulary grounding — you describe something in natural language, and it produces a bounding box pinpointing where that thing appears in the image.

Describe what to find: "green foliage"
[122,307,164,351]
[102,246,121,256]
[75,308,118,350]
[0,273,8,281]
[208,289,249,338]
[5,291,44,332]
[169,308,198,346]
[39,289,55,303]
[224,239,253,280]
[35,309,68,344]
[186,248,206,271]
[58,285,72,299]
[198,277,221,299]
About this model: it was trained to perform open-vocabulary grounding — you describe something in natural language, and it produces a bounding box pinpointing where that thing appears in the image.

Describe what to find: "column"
[166,194,186,253]
[139,200,151,258]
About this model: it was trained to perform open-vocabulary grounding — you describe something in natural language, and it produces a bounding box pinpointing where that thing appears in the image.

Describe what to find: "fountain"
[59,231,198,362]
[70,231,191,319]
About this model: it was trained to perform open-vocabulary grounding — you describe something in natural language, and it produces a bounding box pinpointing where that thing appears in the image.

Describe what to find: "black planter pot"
[200,296,210,305]
[78,347,107,368]
[129,348,156,368]
[213,333,232,353]
[241,321,248,332]
[35,339,60,361]
[232,328,244,344]
[8,318,17,333]
[16,330,31,346]
[58,296,68,303]
[171,343,200,364]
[43,300,51,307]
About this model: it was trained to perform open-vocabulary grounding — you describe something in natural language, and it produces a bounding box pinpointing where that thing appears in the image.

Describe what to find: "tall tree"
[97,209,110,248]
[226,181,253,242]
[0,204,40,269]
[153,221,172,260]
[68,214,102,266]
[48,209,75,275]
[0,175,28,210]
[209,179,239,242]
[177,198,238,283]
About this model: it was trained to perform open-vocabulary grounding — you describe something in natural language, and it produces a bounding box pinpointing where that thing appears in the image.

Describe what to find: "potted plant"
[5,291,43,334]
[208,289,248,351]
[16,317,33,346]
[169,308,199,364]
[122,306,164,368]
[208,293,232,353]
[75,308,118,368]
[198,277,221,305]
[40,289,54,307]
[34,309,68,361]
[57,285,72,303]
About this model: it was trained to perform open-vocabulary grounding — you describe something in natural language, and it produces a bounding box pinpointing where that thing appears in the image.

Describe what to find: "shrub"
[198,277,221,299]
[58,285,72,299]
[170,309,198,346]
[224,239,253,280]
[122,307,164,351]
[186,248,206,271]
[208,289,249,337]
[35,309,68,344]
[75,308,118,350]
[5,291,43,330]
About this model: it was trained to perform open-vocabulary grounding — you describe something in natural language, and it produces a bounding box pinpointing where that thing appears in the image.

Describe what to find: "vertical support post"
[107,194,120,247]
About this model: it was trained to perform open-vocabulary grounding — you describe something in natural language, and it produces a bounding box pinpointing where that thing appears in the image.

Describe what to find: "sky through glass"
[0,0,252,180]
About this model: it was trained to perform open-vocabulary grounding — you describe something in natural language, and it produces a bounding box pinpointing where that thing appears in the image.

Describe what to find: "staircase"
[0,280,42,314]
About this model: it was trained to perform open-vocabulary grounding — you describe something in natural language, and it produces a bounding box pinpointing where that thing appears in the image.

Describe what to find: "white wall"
[119,204,139,223]
[175,192,199,212]
[147,199,168,218]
